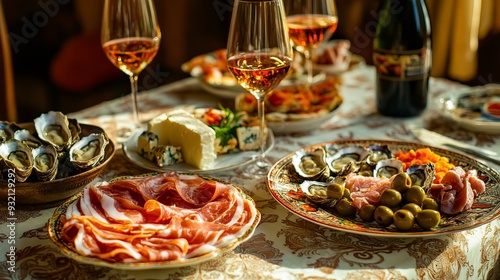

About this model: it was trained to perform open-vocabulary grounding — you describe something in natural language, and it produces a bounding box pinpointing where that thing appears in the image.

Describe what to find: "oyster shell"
[366,144,393,166]
[69,133,109,170]
[292,147,330,181]
[0,139,34,182]
[32,145,58,181]
[34,111,73,152]
[299,180,338,208]
[326,146,371,176]
[373,159,403,178]
[0,122,22,143]
[13,129,42,149]
[68,118,82,145]
[406,163,435,191]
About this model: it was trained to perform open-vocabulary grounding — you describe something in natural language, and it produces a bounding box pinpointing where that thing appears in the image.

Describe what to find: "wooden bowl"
[0,123,115,209]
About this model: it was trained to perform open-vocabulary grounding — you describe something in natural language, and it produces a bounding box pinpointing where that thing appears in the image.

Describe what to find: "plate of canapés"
[122,106,275,173]
[439,84,500,134]
[0,111,115,208]
[48,172,260,269]
[235,76,343,134]
[267,139,500,237]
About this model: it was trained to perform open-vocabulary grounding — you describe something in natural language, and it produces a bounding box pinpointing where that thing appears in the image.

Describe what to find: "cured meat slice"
[428,167,485,215]
[345,173,393,209]
[61,172,258,263]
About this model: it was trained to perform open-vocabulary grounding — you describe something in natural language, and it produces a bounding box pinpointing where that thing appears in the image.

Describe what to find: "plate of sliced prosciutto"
[267,139,500,237]
[48,172,260,269]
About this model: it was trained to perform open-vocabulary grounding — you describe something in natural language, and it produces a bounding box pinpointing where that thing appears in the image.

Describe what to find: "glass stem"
[303,49,314,84]
[256,96,268,169]
[129,75,140,128]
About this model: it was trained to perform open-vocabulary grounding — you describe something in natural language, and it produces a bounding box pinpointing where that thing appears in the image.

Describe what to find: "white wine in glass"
[284,0,338,83]
[227,0,293,177]
[101,0,161,142]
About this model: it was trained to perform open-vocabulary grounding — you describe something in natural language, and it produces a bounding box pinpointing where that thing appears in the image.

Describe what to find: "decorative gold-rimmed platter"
[267,139,500,238]
[0,123,115,209]
[48,172,261,269]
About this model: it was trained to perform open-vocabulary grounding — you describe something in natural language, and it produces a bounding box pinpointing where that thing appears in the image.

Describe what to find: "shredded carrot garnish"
[395,148,455,184]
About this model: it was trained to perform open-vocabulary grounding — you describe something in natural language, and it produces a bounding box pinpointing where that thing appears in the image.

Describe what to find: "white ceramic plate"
[266,108,339,134]
[439,84,500,134]
[313,53,366,76]
[123,129,275,173]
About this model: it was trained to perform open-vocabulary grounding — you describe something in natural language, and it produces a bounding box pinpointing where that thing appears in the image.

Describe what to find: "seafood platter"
[0,111,115,208]
[267,139,500,237]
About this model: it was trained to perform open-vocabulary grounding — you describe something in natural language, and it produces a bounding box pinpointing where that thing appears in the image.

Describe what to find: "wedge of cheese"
[149,114,216,170]
[147,109,191,142]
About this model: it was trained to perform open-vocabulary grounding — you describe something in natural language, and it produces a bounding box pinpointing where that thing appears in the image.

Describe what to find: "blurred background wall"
[2,0,499,123]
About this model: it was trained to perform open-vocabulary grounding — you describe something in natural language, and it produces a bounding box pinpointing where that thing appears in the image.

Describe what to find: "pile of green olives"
[333,172,441,231]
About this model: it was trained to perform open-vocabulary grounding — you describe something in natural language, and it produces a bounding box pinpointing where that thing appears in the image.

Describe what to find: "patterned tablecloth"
[1,66,499,279]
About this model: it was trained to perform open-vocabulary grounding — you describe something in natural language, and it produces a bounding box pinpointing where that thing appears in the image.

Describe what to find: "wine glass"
[227,0,293,177]
[101,0,161,142]
[284,0,338,84]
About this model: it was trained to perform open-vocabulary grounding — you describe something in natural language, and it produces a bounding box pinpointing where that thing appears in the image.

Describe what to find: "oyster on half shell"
[292,147,330,181]
[373,159,404,178]
[299,180,339,208]
[0,139,34,182]
[326,146,371,176]
[32,145,58,181]
[0,122,22,143]
[13,129,43,149]
[34,111,72,152]
[69,133,109,170]
[406,163,435,191]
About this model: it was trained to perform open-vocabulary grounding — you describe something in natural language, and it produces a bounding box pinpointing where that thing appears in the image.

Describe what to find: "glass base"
[115,123,141,143]
[242,157,272,178]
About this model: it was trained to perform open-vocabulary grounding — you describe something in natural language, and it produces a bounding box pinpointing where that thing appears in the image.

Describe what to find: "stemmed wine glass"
[227,0,293,177]
[284,0,338,84]
[101,0,161,142]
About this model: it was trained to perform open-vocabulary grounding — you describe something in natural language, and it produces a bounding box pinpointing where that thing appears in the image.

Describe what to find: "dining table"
[1,64,499,280]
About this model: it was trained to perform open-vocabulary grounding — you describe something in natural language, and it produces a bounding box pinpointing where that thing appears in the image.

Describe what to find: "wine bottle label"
[373,48,431,81]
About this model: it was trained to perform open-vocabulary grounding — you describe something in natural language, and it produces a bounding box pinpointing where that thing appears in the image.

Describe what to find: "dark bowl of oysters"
[0,111,115,209]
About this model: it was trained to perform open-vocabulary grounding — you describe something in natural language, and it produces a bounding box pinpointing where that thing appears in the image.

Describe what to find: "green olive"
[404,185,426,206]
[342,188,351,199]
[358,204,376,222]
[393,209,415,231]
[401,203,422,217]
[327,183,345,199]
[391,172,412,193]
[380,188,402,207]
[416,209,441,230]
[422,197,439,211]
[335,198,356,217]
[374,205,394,227]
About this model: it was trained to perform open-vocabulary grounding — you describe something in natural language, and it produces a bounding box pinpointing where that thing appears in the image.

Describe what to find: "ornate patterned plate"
[439,84,500,134]
[267,139,500,238]
[48,173,261,270]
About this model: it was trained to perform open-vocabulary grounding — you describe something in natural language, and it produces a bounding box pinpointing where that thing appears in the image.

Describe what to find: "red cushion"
[50,32,123,92]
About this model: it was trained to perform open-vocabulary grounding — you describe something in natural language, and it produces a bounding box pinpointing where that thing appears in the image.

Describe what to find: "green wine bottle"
[373,0,432,117]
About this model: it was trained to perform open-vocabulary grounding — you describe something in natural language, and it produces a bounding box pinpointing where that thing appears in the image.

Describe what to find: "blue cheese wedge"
[157,114,217,170]
[137,131,159,161]
[236,126,261,151]
[154,145,183,167]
